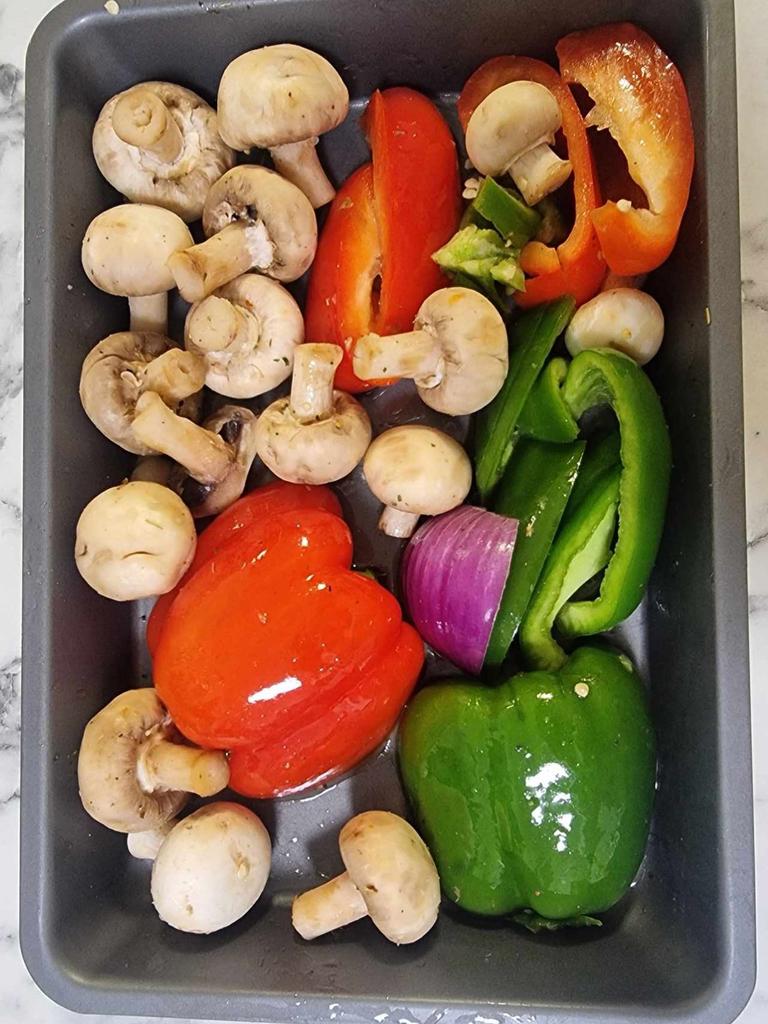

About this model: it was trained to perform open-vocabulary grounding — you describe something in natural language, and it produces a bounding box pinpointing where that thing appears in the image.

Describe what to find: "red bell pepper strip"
[556,23,694,276]
[147,482,341,655]
[304,87,461,392]
[458,56,605,307]
[153,504,424,798]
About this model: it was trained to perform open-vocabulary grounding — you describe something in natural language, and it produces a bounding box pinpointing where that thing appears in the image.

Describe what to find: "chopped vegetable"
[401,505,519,673]
[292,811,440,944]
[458,56,605,307]
[484,438,585,667]
[517,357,579,443]
[564,287,665,365]
[557,23,694,275]
[467,176,541,245]
[399,646,656,927]
[304,88,461,391]
[474,297,575,500]
[152,496,424,798]
[432,225,525,303]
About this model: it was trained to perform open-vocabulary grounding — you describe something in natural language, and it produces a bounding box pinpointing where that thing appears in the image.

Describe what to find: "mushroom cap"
[339,811,440,944]
[78,688,189,833]
[179,405,260,518]
[217,44,349,152]
[465,80,563,178]
[202,166,317,283]
[565,287,664,365]
[416,287,509,415]
[151,803,272,934]
[185,274,304,398]
[92,82,236,222]
[255,391,371,484]
[82,204,193,297]
[363,425,472,517]
[75,481,197,601]
[80,332,204,454]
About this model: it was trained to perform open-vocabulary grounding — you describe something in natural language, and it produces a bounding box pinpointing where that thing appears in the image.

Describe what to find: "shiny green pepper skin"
[398,646,655,925]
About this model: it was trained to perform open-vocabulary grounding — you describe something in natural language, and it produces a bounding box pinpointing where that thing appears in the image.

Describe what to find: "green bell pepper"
[485,438,585,668]
[465,176,541,248]
[399,645,656,930]
[517,356,579,443]
[474,298,576,501]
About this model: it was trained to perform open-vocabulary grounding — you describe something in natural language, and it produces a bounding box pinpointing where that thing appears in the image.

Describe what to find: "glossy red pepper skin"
[304,88,461,392]
[147,482,341,655]
[458,56,605,307]
[152,500,424,798]
[557,23,694,276]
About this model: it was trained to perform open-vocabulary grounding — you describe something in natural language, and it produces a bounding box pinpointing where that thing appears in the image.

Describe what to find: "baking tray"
[20,0,755,1020]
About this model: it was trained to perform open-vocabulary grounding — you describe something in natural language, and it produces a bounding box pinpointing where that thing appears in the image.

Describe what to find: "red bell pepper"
[458,56,605,307]
[152,492,424,798]
[146,481,341,654]
[304,87,461,392]
[556,23,694,276]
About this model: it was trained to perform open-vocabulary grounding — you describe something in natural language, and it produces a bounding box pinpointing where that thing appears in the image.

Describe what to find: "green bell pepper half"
[485,438,585,668]
[399,645,656,928]
[474,298,576,501]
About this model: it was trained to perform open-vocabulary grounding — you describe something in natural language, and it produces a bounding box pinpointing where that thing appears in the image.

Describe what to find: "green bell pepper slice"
[517,356,579,443]
[399,645,656,928]
[474,298,575,501]
[466,176,541,248]
[485,438,585,668]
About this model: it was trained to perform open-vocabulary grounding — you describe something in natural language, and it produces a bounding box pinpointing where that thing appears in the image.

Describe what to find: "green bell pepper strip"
[468,176,541,247]
[474,298,576,501]
[399,645,656,927]
[558,349,671,637]
[517,357,579,443]
[520,464,621,670]
[484,438,585,668]
[564,429,621,515]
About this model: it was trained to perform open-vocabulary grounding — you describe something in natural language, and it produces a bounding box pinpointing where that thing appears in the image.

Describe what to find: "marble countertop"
[1,0,765,1021]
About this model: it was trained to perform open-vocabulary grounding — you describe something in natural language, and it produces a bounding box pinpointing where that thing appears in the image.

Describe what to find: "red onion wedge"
[401,505,518,675]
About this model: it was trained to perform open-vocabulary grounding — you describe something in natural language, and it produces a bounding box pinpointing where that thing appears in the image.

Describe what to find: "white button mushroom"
[292,811,440,945]
[363,425,472,538]
[151,803,272,934]
[81,204,193,334]
[352,287,508,416]
[465,81,573,207]
[92,81,236,222]
[255,343,371,485]
[127,819,177,861]
[75,481,196,601]
[185,273,304,398]
[167,165,317,303]
[175,405,259,518]
[217,44,349,208]
[79,331,206,455]
[565,288,665,365]
[77,688,230,834]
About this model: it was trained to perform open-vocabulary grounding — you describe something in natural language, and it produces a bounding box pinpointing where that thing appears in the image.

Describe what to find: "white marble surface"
[0,0,765,1020]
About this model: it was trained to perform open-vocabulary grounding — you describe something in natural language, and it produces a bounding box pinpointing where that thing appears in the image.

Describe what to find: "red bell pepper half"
[151,486,424,798]
[304,87,461,392]
[458,56,605,307]
[557,22,694,276]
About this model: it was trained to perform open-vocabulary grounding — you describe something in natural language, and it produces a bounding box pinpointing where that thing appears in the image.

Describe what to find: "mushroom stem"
[139,349,207,404]
[508,144,572,207]
[129,293,169,334]
[292,871,368,940]
[353,330,441,386]
[270,139,335,209]
[168,222,275,303]
[137,737,230,797]
[127,820,176,860]
[133,391,233,485]
[379,506,421,539]
[112,89,184,164]
[290,343,342,423]
[186,295,255,354]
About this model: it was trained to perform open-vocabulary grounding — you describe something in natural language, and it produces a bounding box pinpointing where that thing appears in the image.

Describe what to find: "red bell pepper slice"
[557,23,694,276]
[304,87,460,392]
[146,482,341,654]
[153,505,424,798]
[458,56,605,307]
